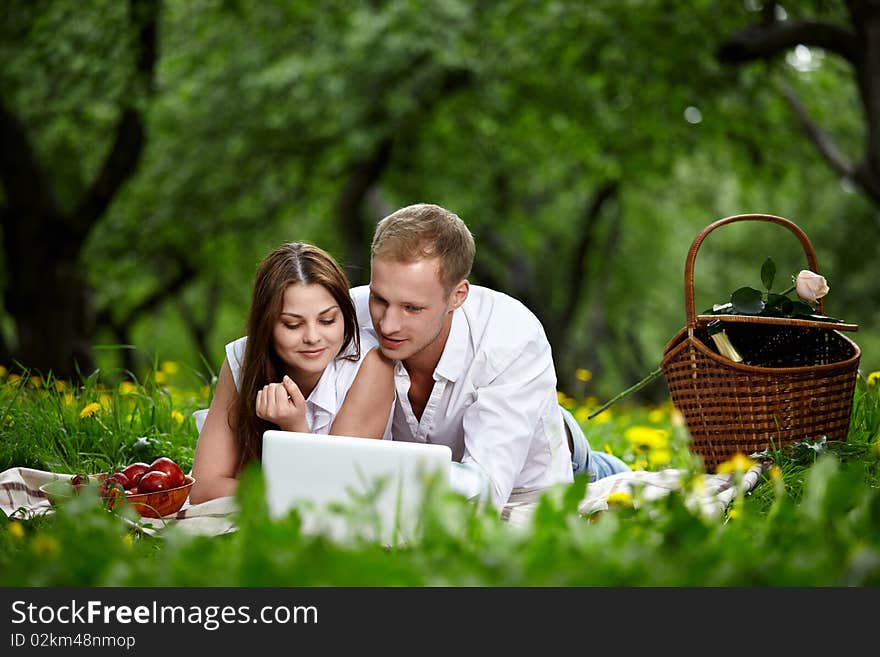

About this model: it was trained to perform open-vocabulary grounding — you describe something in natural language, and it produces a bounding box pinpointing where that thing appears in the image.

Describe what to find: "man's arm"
[331,348,395,438]
[459,337,558,511]
[449,461,493,501]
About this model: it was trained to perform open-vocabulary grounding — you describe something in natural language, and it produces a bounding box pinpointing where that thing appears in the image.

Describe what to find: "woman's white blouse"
[225,335,379,435]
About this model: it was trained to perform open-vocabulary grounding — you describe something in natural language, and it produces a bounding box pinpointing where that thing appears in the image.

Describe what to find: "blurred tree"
[0,0,161,378]
[719,0,880,210]
[88,0,482,375]
[1,0,875,396]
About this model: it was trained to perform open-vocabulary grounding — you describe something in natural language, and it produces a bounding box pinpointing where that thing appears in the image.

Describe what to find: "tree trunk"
[1,209,94,378]
[578,202,622,391]
[0,0,160,378]
[335,138,394,283]
[719,1,880,207]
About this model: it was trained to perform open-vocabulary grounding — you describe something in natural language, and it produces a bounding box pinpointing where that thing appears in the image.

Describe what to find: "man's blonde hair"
[371,203,475,292]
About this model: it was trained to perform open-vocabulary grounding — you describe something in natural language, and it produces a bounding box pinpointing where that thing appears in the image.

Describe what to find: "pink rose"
[795,270,829,303]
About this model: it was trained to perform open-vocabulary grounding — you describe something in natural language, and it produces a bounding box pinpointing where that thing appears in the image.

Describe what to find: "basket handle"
[685,213,822,330]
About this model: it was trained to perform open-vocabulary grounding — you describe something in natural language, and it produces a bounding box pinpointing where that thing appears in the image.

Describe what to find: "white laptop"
[261,430,452,545]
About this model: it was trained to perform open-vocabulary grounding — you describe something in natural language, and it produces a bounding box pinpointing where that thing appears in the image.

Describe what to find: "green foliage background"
[1,0,876,395]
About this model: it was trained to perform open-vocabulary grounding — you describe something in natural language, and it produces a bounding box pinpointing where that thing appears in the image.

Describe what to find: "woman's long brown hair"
[232,243,359,471]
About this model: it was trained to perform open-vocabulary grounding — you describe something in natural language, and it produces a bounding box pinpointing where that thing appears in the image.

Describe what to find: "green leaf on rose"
[704,259,846,324]
[765,293,793,315]
[790,300,817,316]
[761,256,776,291]
[730,286,765,315]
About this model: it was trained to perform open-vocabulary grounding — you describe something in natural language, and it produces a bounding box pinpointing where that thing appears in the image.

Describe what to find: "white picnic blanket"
[503,464,765,526]
[0,465,764,536]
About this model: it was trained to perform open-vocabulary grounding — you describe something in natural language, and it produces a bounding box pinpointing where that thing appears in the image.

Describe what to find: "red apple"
[138,470,172,494]
[97,478,125,506]
[121,462,151,489]
[108,471,130,489]
[148,457,185,488]
[101,484,126,510]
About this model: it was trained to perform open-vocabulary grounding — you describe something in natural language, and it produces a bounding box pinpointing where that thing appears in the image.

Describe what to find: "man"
[351,203,628,515]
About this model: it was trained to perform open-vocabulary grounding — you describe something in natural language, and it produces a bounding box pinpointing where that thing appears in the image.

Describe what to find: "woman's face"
[272,283,345,380]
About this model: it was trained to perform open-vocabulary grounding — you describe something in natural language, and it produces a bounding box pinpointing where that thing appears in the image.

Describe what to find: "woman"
[189,242,395,504]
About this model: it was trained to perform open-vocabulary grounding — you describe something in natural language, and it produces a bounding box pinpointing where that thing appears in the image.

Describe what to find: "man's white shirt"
[350,285,574,511]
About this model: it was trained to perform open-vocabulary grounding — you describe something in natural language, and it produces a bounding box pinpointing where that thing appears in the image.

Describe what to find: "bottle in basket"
[706,320,743,363]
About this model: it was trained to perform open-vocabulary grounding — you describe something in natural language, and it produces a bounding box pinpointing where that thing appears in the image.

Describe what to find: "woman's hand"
[256,375,309,432]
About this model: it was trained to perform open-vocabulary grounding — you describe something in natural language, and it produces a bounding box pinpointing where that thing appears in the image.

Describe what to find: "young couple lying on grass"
[191,203,628,517]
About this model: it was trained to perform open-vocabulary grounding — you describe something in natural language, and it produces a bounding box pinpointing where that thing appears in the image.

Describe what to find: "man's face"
[368,256,465,363]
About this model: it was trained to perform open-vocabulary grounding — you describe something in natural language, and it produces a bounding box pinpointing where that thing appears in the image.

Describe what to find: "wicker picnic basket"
[660,214,861,472]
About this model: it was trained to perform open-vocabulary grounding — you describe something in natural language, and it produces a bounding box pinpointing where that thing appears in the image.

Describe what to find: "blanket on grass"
[0,465,764,537]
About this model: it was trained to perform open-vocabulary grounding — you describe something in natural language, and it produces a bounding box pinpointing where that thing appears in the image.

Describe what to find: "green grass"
[0,366,879,586]
[0,366,205,475]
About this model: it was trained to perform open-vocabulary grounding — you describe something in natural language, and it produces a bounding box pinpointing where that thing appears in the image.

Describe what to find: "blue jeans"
[561,406,630,481]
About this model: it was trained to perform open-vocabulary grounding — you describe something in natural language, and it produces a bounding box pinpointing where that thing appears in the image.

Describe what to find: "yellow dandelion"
[647,408,665,423]
[591,409,612,424]
[171,410,184,425]
[583,396,599,409]
[160,361,179,375]
[122,533,134,548]
[631,459,647,471]
[727,508,740,520]
[691,475,706,492]
[7,374,21,384]
[79,402,102,418]
[603,443,614,454]
[53,380,68,392]
[119,381,138,395]
[154,371,168,384]
[574,406,589,423]
[31,535,59,555]
[769,465,783,481]
[99,393,113,410]
[63,393,75,407]
[0,365,6,378]
[716,452,756,475]
[556,391,575,409]
[8,521,25,539]
[606,491,633,506]
[867,371,880,386]
[28,375,42,388]
[624,426,669,450]
[648,448,672,467]
[575,368,592,382]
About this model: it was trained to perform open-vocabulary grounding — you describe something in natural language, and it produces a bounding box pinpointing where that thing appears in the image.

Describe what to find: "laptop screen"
[261,430,452,544]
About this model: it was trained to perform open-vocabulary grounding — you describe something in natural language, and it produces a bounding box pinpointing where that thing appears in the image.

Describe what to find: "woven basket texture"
[661,214,860,472]
[662,324,859,471]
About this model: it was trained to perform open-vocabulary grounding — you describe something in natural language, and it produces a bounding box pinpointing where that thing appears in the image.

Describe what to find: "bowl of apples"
[41,457,194,519]
[111,457,194,518]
